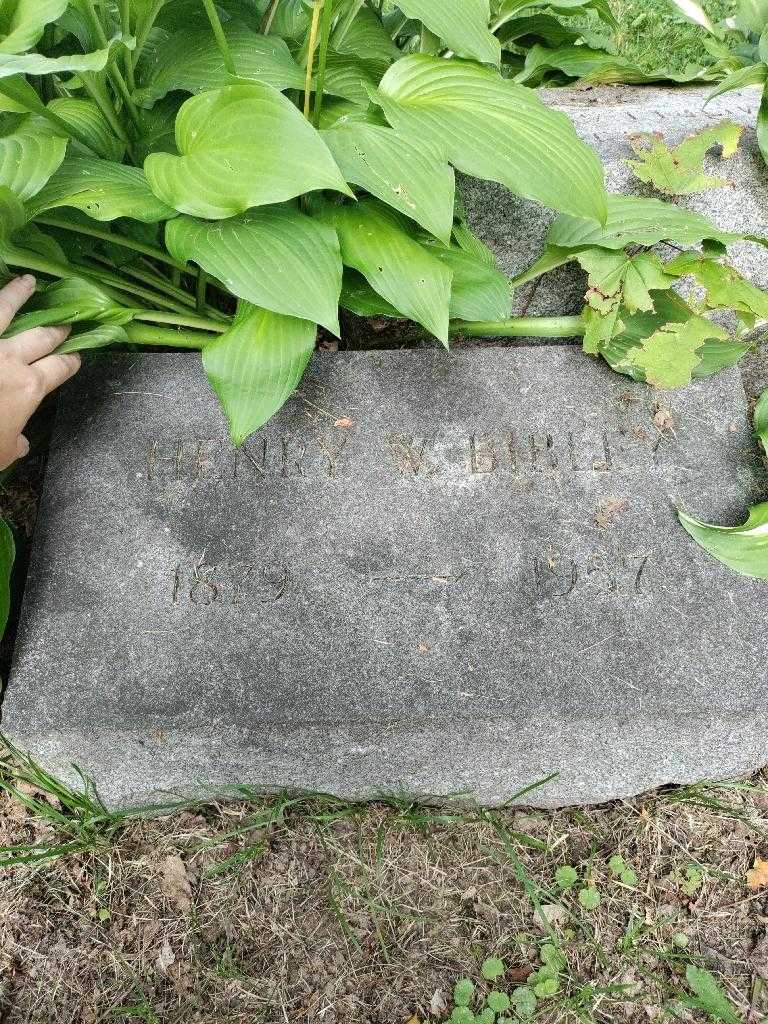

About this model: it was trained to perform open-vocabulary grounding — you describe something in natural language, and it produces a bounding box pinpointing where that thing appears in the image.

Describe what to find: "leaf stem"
[304,0,324,119]
[260,0,280,33]
[452,315,586,338]
[313,0,334,127]
[125,324,219,349]
[196,270,208,314]
[133,310,228,333]
[201,0,237,76]
[35,217,189,272]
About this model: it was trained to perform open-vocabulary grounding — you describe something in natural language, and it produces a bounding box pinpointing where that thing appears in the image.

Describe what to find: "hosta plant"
[0,0,766,444]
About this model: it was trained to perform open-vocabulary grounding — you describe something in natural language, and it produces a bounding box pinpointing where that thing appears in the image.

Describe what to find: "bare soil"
[0,763,766,1024]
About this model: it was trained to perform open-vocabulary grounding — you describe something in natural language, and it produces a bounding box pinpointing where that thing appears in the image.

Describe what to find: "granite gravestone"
[3,348,767,808]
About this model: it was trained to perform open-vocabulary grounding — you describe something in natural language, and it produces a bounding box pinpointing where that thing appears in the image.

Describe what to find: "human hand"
[0,275,79,472]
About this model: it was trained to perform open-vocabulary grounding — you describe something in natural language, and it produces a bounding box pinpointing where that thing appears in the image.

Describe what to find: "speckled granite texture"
[3,350,767,808]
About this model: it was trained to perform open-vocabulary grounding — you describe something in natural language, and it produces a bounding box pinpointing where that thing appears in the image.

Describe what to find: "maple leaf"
[621,315,729,388]
[579,247,673,315]
[747,855,768,891]
[627,120,744,195]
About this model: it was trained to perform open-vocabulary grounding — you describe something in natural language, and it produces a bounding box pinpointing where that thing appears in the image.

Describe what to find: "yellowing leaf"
[666,252,768,326]
[627,120,744,195]
[622,316,728,388]
[578,247,673,315]
[747,856,768,891]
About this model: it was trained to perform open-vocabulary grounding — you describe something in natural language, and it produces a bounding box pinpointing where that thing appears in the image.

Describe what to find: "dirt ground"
[0,753,766,1024]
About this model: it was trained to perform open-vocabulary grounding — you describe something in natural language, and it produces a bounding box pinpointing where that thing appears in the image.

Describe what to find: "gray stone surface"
[462,85,768,321]
[3,350,768,808]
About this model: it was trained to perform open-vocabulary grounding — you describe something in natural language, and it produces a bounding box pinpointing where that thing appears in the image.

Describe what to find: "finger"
[0,275,36,333]
[16,435,30,459]
[6,324,71,365]
[31,351,81,397]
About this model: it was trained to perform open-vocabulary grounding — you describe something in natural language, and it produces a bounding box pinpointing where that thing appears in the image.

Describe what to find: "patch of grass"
[577,0,734,74]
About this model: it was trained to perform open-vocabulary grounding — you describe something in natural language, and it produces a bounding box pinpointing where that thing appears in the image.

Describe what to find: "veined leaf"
[323,53,382,106]
[321,123,455,242]
[666,251,768,324]
[619,315,729,388]
[396,0,501,64]
[0,38,121,78]
[495,0,617,28]
[166,208,342,334]
[331,6,399,66]
[547,194,741,250]
[601,290,749,381]
[144,83,351,219]
[429,245,512,321]
[0,517,13,641]
[134,22,304,105]
[0,0,67,54]
[28,157,177,222]
[578,248,673,315]
[707,63,767,103]
[627,121,744,195]
[203,302,316,446]
[315,197,452,343]
[374,55,606,224]
[515,45,714,85]
[0,114,66,200]
[0,185,25,239]
[46,97,125,161]
[340,269,402,317]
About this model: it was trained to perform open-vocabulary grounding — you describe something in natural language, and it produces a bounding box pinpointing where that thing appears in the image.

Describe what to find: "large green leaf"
[27,157,177,222]
[166,207,342,334]
[321,123,454,242]
[546,194,741,250]
[515,44,714,85]
[0,0,67,53]
[680,501,768,580]
[0,113,66,199]
[396,0,501,64]
[331,6,399,66]
[315,197,452,343]
[616,315,729,388]
[0,517,13,642]
[427,244,511,320]
[203,302,316,445]
[0,38,119,78]
[323,53,382,106]
[707,62,767,102]
[374,55,606,224]
[144,83,351,219]
[134,21,304,105]
[46,97,125,161]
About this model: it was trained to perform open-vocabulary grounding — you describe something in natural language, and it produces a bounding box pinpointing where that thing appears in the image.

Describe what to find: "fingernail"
[19,274,35,289]
[16,436,30,458]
